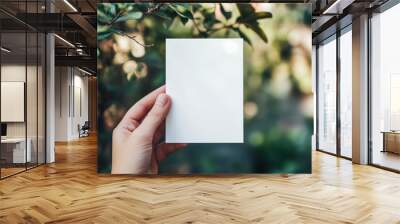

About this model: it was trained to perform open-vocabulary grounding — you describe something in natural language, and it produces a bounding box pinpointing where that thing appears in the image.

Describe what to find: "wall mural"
[97,3,312,174]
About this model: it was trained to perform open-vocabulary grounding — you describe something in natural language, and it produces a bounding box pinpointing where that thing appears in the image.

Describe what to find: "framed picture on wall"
[1,81,25,122]
[97,3,313,175]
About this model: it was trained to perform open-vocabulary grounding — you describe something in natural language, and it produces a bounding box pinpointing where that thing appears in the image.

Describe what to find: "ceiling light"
[1,47,11,53]
[63,0,78,12]
[76,48,86,55]
[54,34,75,48]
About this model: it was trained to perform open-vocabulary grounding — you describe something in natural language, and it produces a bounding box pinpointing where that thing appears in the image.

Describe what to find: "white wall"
[1,65,26,138]
[55,67,69,141]
[54,67,89,141]
[1,63,46,164]
[1,65,39,138]
[72,73,89,138]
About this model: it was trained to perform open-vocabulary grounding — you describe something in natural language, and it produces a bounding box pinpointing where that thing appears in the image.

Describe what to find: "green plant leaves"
[237,4,255,16]
[168,4,194,20]
[98,32,111,41]
[98,26,113,41]
[219,3,232,20]
[203,11,217,30]
[245,23,268,43]
[97,3,117,24]
[97,3,271,45]
[234,28,252,46]
[166,3,195,26]
[237,12,272,23]
[97,9,113,24]
[115,11,143,23]
[236,4,270,43]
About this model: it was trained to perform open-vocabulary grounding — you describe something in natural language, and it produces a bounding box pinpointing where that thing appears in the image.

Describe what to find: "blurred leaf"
[155,8,177,28]
[154,11,173,20]
[237,12,272,23]
[180,16,189,25]
[192,3,202,12]
[130,3,152,12]
[180,9,194,20]
[116,3,131,9]
[236,4,268,43]
[219,3,232,20]
[97,25,109,33]
[98,31,112,41]
[198,30,208,37]
[115,11,143,22]
[245,23,268,43]
[202,11,216,30]
[97,9,113,24]
[168,4,194,19]
[237,4,255,16]
[176,3,192,12]
[102,3,117,17]
[234,28,252,46]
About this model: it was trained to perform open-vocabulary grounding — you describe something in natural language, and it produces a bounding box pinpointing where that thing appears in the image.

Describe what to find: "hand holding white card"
[166,38,243,143]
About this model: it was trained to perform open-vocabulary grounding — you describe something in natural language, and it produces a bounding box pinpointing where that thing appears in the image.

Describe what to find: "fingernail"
[156,94,168,106]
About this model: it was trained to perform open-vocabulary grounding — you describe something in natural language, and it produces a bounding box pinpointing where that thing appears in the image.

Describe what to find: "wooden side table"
[381,131,400,154]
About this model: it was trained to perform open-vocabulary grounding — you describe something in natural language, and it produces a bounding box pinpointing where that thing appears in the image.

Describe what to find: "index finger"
[121,85,166,124]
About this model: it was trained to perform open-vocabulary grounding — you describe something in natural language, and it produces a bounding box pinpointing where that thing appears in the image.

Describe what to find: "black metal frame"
[336,19,341,158]
[315,44,319,151]
[367,11,372,166]
[315,20,353,161]
[25,1,28,172]
[315,0,400,172]
[315,32,337,156]
[0,16,2,179]
[0,0,47,180]
[367,0,400,173]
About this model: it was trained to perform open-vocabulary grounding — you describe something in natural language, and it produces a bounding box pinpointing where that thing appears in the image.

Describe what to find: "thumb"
[135,93,171,139]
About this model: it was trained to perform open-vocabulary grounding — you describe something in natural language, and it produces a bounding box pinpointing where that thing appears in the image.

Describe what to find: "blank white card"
[166,38,243,143]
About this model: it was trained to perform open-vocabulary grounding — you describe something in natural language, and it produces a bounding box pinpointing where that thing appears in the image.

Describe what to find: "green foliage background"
[97,3,313,174]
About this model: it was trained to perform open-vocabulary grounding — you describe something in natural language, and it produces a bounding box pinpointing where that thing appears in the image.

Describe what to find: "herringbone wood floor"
[1,135,400,224]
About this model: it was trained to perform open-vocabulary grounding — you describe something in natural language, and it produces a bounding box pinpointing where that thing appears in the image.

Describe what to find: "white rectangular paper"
[166,38,243,143]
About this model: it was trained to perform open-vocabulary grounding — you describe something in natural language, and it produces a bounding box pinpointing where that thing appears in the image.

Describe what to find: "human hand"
[111,85,186,174]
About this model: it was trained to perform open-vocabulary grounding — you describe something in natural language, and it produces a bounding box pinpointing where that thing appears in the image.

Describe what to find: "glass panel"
[317,36,337,154]
[339,28,352,158]
[371,5,400,171]
[0,9,27,177]
[26,0,40,169]
[312,45,317,151]
[0,0,46,178]
[27,30,38,169]
[37,0,46,166]
[38,32,45,165]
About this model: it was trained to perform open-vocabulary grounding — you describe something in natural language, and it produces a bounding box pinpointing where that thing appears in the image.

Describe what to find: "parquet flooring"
[1,135,400,223]
[1,167,26,178]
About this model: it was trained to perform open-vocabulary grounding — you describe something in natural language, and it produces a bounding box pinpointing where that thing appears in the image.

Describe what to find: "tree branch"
[113,30,154,47]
